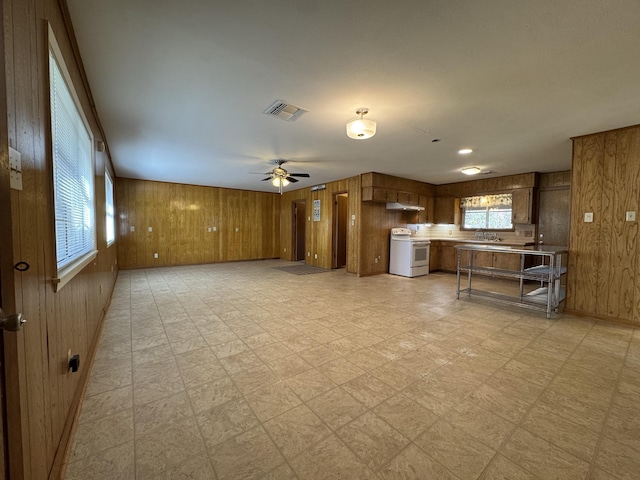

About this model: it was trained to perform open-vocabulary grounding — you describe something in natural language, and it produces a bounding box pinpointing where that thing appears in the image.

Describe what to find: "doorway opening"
[292,200,306,262]
[332,193,348,269]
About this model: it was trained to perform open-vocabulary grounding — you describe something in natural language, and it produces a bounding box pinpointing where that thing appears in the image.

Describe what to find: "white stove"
[389,228,430,277]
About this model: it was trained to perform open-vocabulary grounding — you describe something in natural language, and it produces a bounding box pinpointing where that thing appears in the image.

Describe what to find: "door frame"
[0,1,26,475]
[292,200,306,262]
[332,192,348,269]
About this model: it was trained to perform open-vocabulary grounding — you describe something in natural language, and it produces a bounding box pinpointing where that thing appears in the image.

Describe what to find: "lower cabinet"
[433,241,529,275]
[439,243,458,272]
[429,242,440,271]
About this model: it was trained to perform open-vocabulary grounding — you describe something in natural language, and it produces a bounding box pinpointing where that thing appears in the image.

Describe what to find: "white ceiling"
[66,0,640,192]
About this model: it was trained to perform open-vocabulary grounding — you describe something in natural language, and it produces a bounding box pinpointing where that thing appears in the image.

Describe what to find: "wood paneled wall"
[280,177,359,272]
[567,126,640,325]
[279,174,428,275]
[116,178,280,269]
[3,0,118,478]
[539,170,571,188]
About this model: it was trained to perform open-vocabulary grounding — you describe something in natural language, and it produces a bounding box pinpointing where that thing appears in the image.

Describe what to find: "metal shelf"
[454,244,568,319]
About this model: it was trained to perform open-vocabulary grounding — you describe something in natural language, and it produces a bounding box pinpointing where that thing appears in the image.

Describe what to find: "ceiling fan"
[254,159,310,194]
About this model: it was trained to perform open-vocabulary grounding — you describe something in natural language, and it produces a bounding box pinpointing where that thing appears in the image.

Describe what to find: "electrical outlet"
[213,226,217,232]
[130,226,135,232]
[153,253,158,258]
[626,211,636,222]
[374,257,378,263]
[314,253,318,259]
[207,227,212,232]
[148,226,153,232]
[235,227,239,232]
[584,212,594,223]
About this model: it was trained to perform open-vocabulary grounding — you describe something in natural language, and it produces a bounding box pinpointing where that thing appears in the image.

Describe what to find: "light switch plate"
[148,226,153,232]
[584,212,594,223]
[626,211,636,221]
[130,226,135,232]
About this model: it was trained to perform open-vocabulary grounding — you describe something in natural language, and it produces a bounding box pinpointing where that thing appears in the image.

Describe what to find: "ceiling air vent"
[263,100,308,122]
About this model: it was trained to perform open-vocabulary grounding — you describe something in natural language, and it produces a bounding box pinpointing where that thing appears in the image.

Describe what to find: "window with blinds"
[105,169,115,245]
[49,34,96,289]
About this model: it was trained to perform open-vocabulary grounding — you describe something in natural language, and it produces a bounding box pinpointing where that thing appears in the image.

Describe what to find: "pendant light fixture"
[346,108,376,140]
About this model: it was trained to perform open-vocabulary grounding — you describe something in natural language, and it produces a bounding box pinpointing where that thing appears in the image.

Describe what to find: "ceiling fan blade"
[261,177,272,181]
[289,173,310,177]
[287,177,299,183]
[249,172,272,175]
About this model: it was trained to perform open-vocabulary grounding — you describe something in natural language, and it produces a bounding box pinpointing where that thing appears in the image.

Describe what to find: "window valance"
[460,193,512,209]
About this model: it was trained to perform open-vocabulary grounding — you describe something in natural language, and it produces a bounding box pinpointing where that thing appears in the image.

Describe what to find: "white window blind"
[105,169,115,245]
[49,50,96,271]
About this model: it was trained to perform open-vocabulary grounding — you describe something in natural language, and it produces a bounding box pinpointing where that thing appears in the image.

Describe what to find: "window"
[461,194,513,230]
[49,27,96,290]
[105,169,115,246]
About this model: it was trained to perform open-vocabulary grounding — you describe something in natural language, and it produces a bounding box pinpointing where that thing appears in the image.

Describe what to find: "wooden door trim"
[0,0,26,474]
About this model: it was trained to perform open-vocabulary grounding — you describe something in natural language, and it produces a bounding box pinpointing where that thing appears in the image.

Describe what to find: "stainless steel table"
[454,244,568,318]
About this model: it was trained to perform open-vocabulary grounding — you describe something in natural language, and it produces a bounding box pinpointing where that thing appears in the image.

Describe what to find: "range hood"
[386,202,425,211]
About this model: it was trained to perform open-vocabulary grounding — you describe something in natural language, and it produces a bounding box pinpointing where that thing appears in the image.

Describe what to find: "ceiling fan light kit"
[346,108,376,139]
[252,159,310,195]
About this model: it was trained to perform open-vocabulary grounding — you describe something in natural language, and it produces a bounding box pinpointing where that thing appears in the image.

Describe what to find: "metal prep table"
[454,244,568,318]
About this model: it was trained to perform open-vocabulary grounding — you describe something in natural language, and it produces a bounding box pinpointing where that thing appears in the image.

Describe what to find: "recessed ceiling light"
[461,167,481,175]
[458,148,473,154]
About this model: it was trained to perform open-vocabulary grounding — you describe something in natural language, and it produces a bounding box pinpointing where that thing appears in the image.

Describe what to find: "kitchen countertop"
[453,244,567,255]
[426,238,535,247]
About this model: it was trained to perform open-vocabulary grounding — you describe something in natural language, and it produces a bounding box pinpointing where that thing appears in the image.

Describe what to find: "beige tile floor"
[65,260,640,480]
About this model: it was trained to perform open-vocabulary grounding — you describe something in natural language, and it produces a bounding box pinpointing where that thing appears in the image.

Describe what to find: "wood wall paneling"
[539,170,571,188]
[3,0,120,477]
[568,125,640,325]
[116,179,281,269]
[568,135,604,314]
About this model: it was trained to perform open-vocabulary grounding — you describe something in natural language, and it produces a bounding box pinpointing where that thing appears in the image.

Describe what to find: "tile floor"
[65,260,640,479]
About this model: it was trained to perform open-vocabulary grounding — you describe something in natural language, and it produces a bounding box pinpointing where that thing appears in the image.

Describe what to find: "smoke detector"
[263,100,308,122]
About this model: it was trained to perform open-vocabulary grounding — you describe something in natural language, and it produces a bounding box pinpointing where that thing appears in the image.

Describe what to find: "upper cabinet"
[361,172,434,207]
[512,188,533,224]
[434,196,458,224]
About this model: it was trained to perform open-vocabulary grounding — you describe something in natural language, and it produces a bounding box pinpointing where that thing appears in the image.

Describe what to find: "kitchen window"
[49,26,96,291]
[461,194,513,230]
[105,169,115,246]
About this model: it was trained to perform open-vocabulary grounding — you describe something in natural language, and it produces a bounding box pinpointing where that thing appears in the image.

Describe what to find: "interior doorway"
[332,193,348,269]
[292,200,306,261]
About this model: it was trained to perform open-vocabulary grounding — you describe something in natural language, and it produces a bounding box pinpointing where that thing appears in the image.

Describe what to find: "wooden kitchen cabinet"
[362,187,396,202]
[418,195,434,223]
[512,188,533,224]
[439,243,458,272]
[434,196,457,224]
[472,250,494,275]
[429,241,440,271]
[492,251,522,271]
[397,191,419,205]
